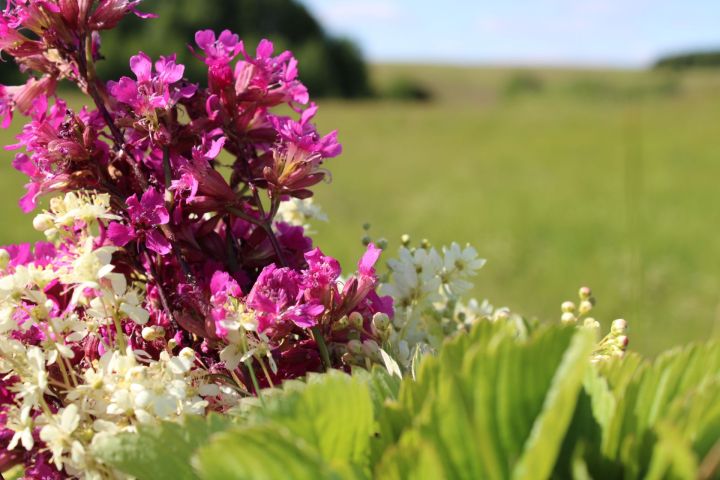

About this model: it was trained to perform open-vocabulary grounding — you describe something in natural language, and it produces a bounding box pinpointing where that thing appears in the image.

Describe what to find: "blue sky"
[298,0,720,67]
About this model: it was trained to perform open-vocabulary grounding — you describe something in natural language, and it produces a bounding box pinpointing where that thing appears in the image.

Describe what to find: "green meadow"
[2,65,720,355]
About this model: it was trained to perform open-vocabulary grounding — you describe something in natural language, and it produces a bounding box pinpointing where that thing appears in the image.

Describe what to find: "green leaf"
[248,370,375,467]
[563,340,720,478]
[375,434,448,480]
[512,327,595,479]
[645,422,699,480]
[3,465,24,480]
[377,324,593,479]
[194,424,361,480]
[92,414,230,480]
[353,367,405,465]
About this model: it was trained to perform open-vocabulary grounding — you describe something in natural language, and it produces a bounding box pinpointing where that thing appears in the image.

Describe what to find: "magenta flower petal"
[146,229,171,255]
[358,243,381,275]
[130,52,153,82]
[107,222,136,247]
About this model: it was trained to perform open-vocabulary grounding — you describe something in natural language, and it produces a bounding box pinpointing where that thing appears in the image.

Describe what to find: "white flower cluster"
[275,197,328,231]
[380,240,512,367]
[378,237,633,375]
[33,191,120,240]
[212,293,278,392]
[1,343,208,478]
[0,192,220,478]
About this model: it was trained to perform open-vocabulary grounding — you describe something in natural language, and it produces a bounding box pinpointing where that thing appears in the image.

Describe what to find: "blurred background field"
[315,66,720,356]
[2,0,720,355]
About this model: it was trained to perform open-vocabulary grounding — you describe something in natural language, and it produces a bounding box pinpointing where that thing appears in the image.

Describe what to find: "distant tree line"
[0,0,372,98]
[654,50,720,70]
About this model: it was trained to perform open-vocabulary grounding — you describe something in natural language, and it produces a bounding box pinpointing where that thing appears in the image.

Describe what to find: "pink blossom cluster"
[0,1,392,476]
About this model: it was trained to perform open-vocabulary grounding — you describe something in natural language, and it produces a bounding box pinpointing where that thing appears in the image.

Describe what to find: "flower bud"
[583,317,600,330]
[362,222,371,231]
[400,234,411,246]
[494,308,510,322]
[578,300,593,315]
[349,311,364,329]
[561,312,576,324]
[579,286,592,300]
[142,325,165,342]
[50,196,64,212]
[33,213,54,232]
[420,238,431,249]
[0,249,9,269]
[361,235,371,246]
[332,315,349,331]
[341,352,355,365]
[377,237,388,250]
[347,339,363,355]
[362,340,380,358]
[372,312,390,331]
[561,301,576,313]
[611,318,627,335]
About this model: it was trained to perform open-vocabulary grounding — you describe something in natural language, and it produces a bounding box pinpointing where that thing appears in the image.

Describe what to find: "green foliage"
[195,370,374,479]
[378,324,594,480]
[382,77,433,102]
[0,0,370,97]
[66,324,720,479]
[92,413,231,480]
[655,50,720,70]
[503,72,544,97]
[0,298,714,480]
[96,0,370,98]
[557,341,720,478]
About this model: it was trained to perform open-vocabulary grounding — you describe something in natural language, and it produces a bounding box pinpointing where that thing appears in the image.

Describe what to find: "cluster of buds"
[331,312,389,369]
[560,286,599,330]
[560,287,629,362]
[592,318,629,362]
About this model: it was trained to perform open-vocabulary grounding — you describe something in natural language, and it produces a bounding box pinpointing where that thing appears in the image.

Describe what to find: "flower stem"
[245,360,265,406]
[257,356,275,388]
[113,315,127,353]
[143,249,178,330]
[227,205,287,267]
[311,326,332,371]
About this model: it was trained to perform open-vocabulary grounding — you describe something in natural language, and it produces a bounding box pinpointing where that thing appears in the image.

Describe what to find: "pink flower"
[339,243,383,315]
[247,264,324,331]
[209,271,243,337]
[194,29,242,66]
[301,247,341,302]
[108,52,195,117]
[234,38,309,106]
[88,0,156,30]
[12,153,71,213]
[171,136,238,212]
[261,107,341,197]
[108,189,171,254]
[128,188,169,226]
[0,21,42,60]
[0,76,56,128]
[272,105,342,157]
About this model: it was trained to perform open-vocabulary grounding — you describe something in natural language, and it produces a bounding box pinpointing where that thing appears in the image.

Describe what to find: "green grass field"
[2,65,720,355]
